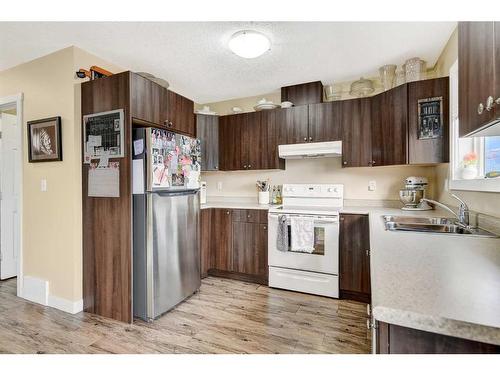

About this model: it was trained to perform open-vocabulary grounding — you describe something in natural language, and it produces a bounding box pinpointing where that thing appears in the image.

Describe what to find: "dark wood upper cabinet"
[196,114,219,171]
[241,112,266,170]
[458,22,498,137]
[371,84,408,166]
[219,114,242,171]
[130,73,162,125]
[277,105,309,145]
[260,110,286,170]
[212,209,233,272]
[408,77,449,164]
[308,101,342,143]
[281,81,324,106]
[164,90,195,137]
[341,98,372,167]
[339,214,371,303]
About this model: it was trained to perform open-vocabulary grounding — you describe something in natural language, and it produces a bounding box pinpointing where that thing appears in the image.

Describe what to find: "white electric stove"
[268,183,343,298]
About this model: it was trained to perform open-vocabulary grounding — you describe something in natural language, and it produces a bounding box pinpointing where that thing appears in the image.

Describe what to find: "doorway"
[0,94,23,295]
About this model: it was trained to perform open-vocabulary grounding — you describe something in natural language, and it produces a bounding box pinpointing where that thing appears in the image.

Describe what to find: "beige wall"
[0,46,123,302]
[432,28,500,218]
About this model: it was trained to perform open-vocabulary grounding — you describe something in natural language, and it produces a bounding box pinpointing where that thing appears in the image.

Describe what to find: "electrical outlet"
[217,181,223,191]
[41,179,47,192]
[368,180,376,191]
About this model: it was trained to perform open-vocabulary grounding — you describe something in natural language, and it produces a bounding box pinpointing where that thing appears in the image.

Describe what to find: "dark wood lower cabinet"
[376,321,500,354]
[201,208,268,284]
[339,214,371,303]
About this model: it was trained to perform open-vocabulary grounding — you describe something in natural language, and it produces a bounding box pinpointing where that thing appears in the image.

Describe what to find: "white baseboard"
[22,276,49,305]
[21,275,83,314]
[48,295,83,314]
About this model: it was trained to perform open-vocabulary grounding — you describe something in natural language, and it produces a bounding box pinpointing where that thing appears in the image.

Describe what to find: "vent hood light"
[228,30,270,59]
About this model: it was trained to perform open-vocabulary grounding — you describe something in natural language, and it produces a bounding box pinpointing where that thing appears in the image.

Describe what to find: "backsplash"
[201,157,436,201]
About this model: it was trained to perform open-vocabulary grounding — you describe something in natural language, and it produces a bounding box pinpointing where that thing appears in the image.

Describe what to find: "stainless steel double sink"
[382,215,498,238]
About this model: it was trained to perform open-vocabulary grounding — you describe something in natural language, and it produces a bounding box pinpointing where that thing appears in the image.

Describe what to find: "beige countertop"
[202,198,500,345]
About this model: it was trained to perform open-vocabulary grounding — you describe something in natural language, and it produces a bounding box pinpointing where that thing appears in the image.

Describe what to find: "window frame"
[448,60,500,192]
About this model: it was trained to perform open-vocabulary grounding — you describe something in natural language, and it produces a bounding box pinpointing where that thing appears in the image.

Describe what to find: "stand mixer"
[399,176,433,211]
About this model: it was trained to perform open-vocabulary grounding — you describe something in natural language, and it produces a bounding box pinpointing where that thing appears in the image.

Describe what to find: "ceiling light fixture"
[228,30,270,59]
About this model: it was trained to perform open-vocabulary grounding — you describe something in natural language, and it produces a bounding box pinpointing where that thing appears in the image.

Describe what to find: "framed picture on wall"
[27,116,62,162]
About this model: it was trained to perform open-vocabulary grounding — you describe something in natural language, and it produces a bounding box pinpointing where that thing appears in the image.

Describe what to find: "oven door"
[268,213,339,275]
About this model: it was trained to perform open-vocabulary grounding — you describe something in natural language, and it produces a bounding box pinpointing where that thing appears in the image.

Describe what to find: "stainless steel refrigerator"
[132,127,201,321]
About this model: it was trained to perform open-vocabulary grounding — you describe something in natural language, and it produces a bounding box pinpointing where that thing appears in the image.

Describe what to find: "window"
[449,60,500,192]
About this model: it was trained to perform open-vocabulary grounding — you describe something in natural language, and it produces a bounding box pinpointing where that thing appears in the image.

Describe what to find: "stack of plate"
[254,98,279,111]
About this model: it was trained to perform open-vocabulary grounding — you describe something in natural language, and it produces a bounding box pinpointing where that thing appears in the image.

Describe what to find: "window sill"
[449,177,500,192]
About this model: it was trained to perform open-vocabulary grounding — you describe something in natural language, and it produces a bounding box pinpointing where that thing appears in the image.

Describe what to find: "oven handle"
[268,213,339,224]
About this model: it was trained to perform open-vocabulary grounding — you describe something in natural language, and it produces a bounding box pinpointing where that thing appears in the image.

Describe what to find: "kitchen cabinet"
[241,112,266,170]
[232,222,268,278]
[281,81,324,106]
[219,114,243,170]
[339,213,371,303]
[201,208,268,284]
[219,112,285,171]
[200,208,213,278]
[371,84,408,166]
[163,89,195,137]
[458,22,500,137]
[260,110,286,170]
[376,321,500,354]
[212,209,233,272]
[308,101,342,143]
[341,98,372,167]
[130,73,162,125]
[407,77,449,164]
[196,114,219,171]
[277,105,310,144]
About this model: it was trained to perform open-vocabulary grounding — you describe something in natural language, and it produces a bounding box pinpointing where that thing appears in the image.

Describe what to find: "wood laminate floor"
[0,276,371,354]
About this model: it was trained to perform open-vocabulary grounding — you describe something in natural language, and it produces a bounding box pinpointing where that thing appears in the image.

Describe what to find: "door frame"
[0,93,23,296]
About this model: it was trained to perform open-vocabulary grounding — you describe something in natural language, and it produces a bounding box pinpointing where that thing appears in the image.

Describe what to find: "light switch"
[41,179,47,192]
[217,181,223,191]
[368,180,376,191]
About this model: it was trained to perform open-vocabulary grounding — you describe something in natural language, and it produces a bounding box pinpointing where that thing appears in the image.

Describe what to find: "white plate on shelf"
[254,103,279,111]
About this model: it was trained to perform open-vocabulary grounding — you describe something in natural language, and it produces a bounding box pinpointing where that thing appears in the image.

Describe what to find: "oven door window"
[287,224,325,255]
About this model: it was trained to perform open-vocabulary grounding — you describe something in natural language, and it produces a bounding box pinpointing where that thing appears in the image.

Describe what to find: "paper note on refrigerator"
[133,139,144,156]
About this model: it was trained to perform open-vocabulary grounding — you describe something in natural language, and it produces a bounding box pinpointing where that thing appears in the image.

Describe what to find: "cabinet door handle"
[248,164,252,169]
[343,161,348,165]
[226,211,230,215]
[486,96,495,111]
[303,137,307,141]
[263,226,267,230]
[214,165,218,169]
[477,103,484,115]
[372,160,376,165]
[309,137,313,141]
[366,250,370,257]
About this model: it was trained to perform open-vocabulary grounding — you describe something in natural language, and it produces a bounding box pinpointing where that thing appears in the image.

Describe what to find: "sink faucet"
[420,194,470,228]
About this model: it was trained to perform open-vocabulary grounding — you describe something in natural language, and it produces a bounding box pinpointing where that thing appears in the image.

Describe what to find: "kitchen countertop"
[344,206,500,346]
[202,199,500,345]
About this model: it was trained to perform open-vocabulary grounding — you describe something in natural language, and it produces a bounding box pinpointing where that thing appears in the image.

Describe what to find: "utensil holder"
[258,191,270,205]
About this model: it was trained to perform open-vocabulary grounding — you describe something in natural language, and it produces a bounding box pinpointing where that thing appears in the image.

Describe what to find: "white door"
[0,111,21,279]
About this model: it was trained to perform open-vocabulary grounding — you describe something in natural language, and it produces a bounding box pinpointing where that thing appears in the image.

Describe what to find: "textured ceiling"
[0,22,456,103]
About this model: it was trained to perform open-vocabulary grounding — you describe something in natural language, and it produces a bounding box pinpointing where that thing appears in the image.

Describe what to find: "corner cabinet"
[339,214,371,303]
[458,22,500,137]
[196,114,219,171]
[201,208,268,284]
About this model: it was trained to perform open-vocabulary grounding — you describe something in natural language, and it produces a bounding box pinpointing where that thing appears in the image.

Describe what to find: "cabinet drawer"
[232,209,267,223]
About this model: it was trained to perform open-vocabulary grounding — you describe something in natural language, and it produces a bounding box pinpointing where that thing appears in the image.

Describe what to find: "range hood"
[278,141,342,159]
